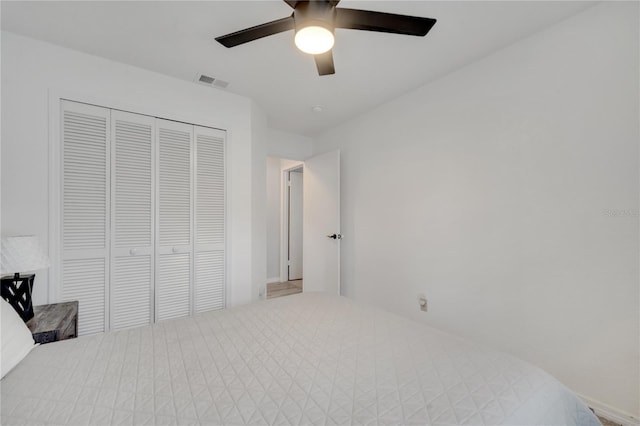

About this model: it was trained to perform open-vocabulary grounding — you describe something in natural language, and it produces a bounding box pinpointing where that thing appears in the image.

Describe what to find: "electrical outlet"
[417,293,428,312]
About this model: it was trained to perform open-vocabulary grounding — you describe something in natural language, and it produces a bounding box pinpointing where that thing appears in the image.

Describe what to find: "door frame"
[280,164,304,283]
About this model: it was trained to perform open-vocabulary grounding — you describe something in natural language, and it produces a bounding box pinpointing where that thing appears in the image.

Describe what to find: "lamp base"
[1,274,35,322]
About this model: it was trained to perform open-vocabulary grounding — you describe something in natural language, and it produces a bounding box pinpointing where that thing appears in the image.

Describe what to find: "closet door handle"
[172,246,180,253]
[130,248,138,256]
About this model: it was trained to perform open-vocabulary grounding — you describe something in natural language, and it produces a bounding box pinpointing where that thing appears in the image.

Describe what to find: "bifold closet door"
[61,101,110,336]
[194,126,226,312]
[110,111,155,330]
[61,101,226,333]
[156,119,193,321]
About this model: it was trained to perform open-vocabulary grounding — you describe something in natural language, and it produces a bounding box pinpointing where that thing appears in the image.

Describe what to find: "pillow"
[1,298,36,379]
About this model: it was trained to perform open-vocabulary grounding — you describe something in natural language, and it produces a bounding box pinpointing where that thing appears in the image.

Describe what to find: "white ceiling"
[1,1,595,136]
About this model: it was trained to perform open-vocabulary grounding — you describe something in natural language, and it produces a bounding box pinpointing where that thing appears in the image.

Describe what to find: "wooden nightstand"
[26,301,78,344]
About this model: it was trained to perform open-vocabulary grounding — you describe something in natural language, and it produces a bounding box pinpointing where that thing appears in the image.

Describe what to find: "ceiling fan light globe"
[295,26,334,55]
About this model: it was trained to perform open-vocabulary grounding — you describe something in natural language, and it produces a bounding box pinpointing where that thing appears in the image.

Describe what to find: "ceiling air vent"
[198,74,215,84]
[195,74,229,90]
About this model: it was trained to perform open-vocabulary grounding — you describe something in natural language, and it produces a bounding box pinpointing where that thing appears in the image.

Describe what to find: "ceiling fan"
[215,0,436,76]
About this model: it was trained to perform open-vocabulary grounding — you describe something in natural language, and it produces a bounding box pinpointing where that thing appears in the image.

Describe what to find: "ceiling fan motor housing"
[215,0,436,76]
[293,1,336,34]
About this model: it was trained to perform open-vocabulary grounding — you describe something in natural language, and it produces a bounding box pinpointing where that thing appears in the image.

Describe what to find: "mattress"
[1,293,600,425]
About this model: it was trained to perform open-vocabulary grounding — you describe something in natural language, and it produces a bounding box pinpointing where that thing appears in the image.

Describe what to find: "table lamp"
[0,236,50,322]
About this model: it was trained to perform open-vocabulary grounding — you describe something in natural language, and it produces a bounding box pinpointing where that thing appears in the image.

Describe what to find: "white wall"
[266,156,282,281]
[267,128,313,160]
[1,31,266,308]
[313,2,639,419]
[251,103,268,299]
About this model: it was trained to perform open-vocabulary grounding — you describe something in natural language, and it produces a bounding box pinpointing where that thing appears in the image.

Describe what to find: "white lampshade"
[0,236,50,275]
[295,25,335,55]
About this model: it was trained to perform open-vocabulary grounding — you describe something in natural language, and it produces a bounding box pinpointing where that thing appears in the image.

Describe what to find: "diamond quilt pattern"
[1,293,600,425]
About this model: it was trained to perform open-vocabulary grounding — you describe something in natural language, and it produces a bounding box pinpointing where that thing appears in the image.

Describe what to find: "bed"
[1,293,600,425]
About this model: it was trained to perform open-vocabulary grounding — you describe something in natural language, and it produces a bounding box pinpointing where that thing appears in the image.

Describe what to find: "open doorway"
[265,150,341,297]
[266,157,303,299]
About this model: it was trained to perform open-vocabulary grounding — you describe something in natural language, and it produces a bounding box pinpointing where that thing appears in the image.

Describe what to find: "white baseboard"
[266,277,281,284]
[578,393,639,426]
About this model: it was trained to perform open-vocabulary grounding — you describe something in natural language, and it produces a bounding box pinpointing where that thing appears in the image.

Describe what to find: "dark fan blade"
[335,8,436,36]
[314,50,335,76]
[286,0,339,7]
[216,16,295,48]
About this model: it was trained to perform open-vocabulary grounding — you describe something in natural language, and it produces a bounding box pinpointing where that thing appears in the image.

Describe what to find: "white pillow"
[1,298,36,379]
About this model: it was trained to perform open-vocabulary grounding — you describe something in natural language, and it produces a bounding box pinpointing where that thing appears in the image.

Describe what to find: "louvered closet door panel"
[61,100,110,335]
[63,258,106,335]
[195,251,224,312]
[194,126,226,313]
[156,119,193,321]
[112,256,152,329]
[158,125,192,246]
[157,253,191,320]
[110,111,155,330]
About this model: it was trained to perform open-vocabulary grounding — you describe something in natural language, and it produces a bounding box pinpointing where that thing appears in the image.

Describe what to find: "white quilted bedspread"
[1,293,600,425]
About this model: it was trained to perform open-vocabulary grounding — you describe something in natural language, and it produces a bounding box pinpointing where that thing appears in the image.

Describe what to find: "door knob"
[172,246,179,253]
[129,248,138,256]
[327,233,342,240]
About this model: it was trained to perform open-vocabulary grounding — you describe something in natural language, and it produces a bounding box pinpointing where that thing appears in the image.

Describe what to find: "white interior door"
[288,170,303,280]
[110,110,155,330]
[155,119,193,321]
[194,125,226,313]
[303,150,340,294]
[60,101,227,333]
[61,101,111,336]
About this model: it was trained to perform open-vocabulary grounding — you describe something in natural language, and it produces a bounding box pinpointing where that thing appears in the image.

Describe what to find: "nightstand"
[26,301,78,344]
